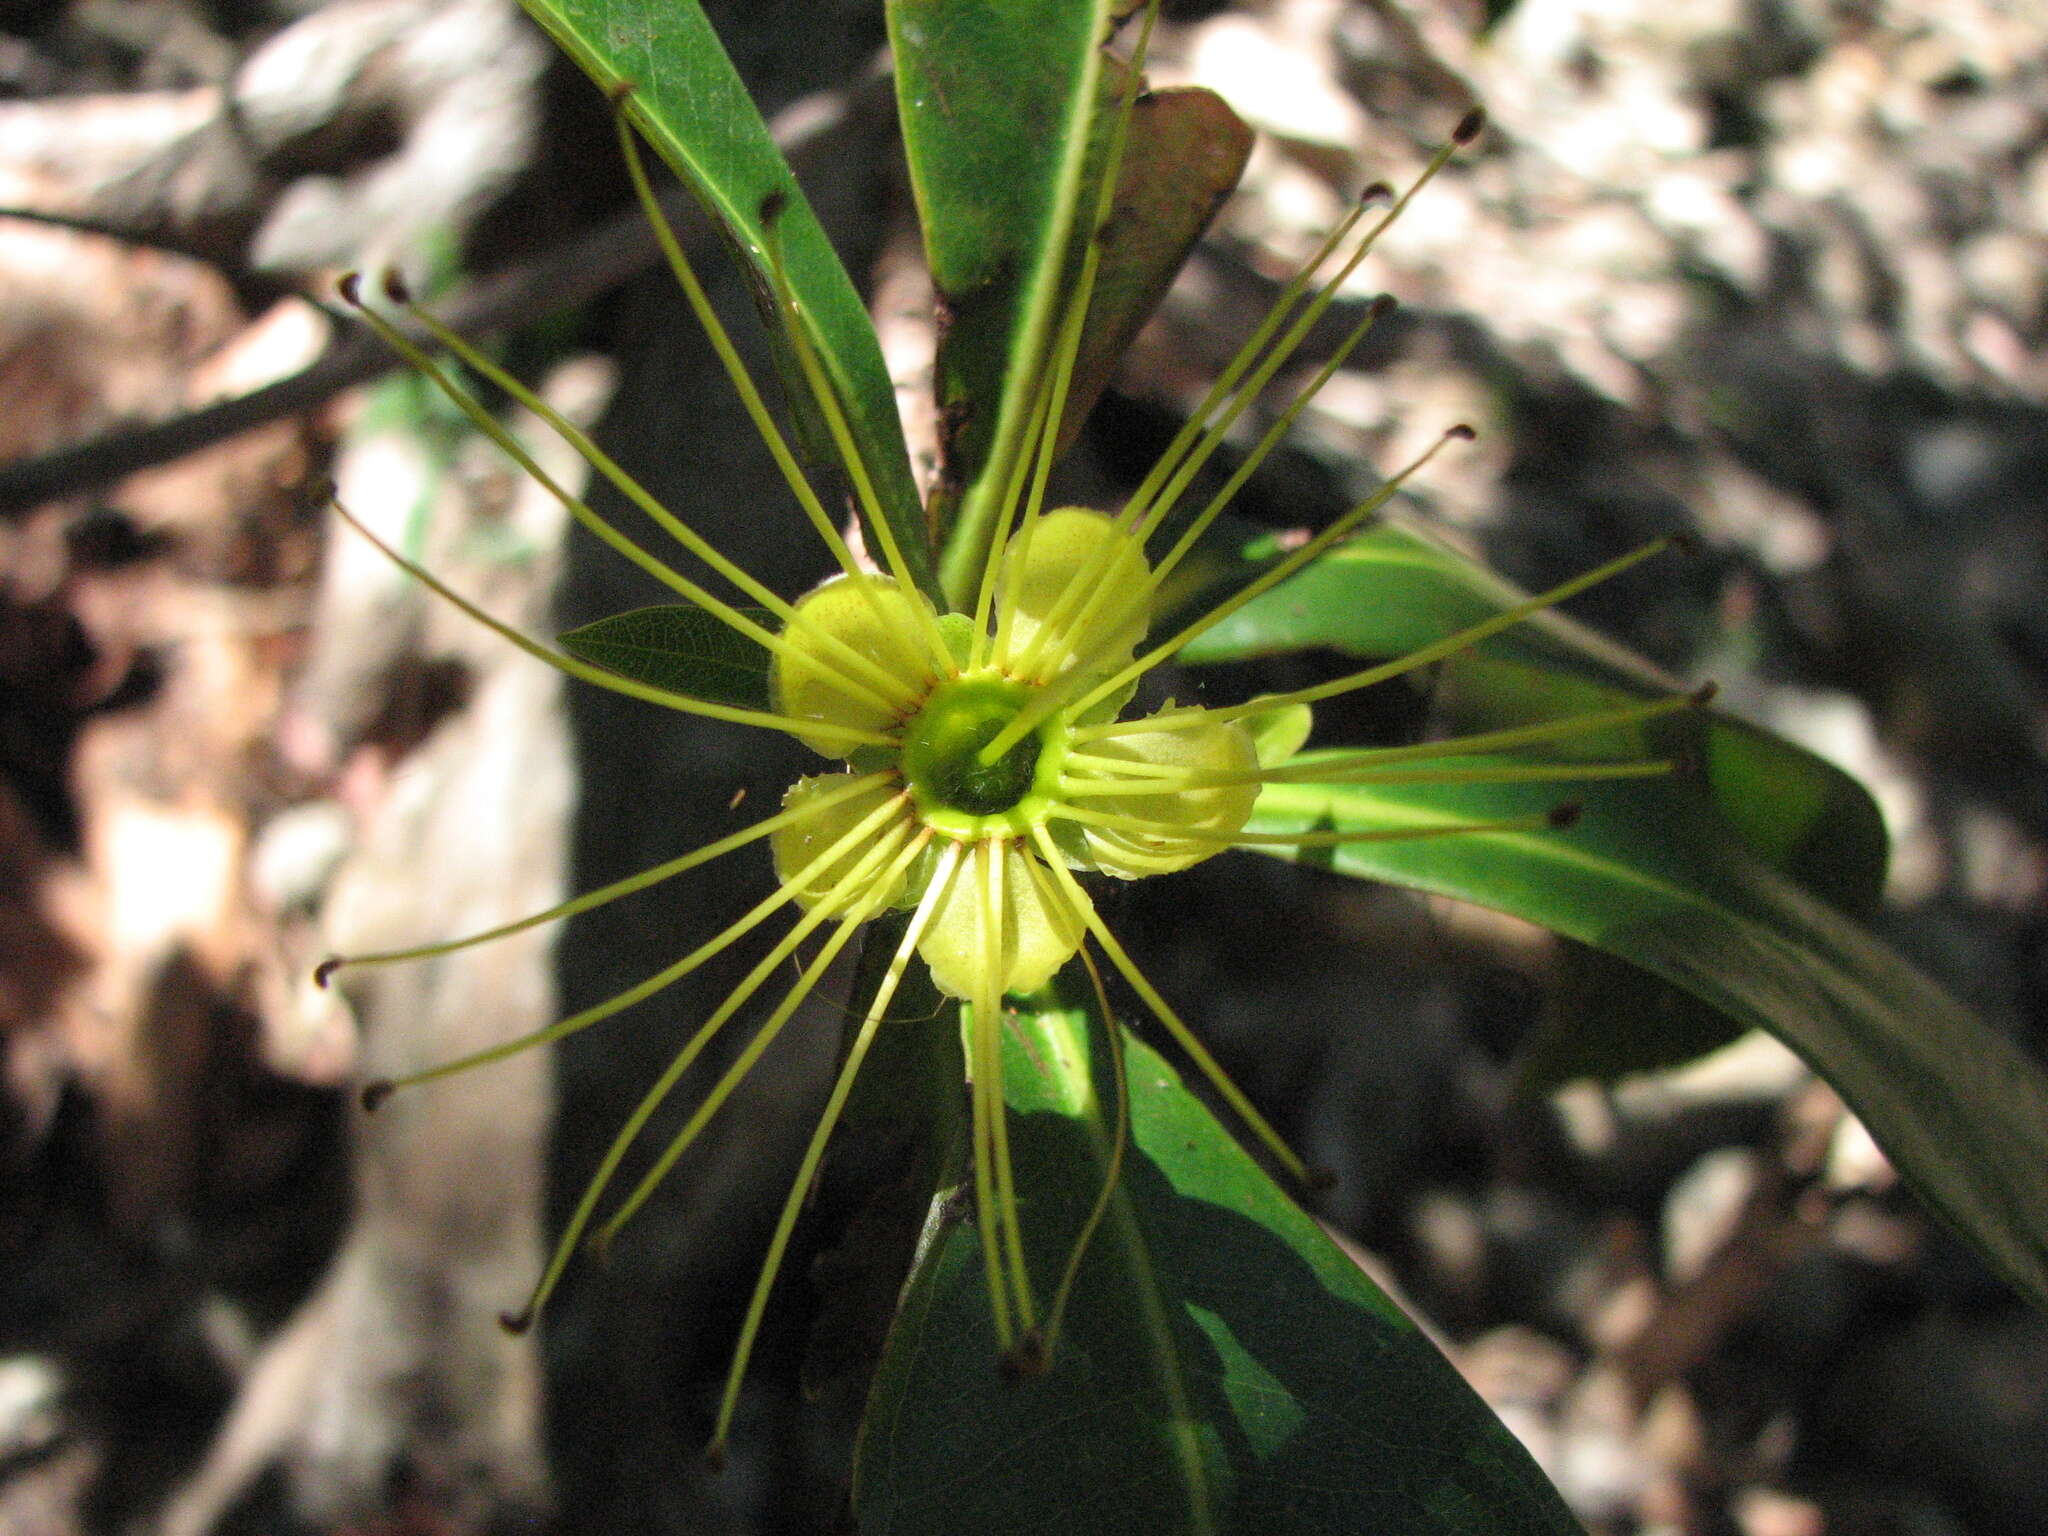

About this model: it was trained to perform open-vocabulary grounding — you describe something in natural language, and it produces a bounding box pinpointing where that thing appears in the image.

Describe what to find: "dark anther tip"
[379,268,413,305]
[1670,528,1704,558]
[703,1442,728,1475]
[1359,180,1394,207]
[1690,680,1721,707]
[498,1308,534,1336]
[313,956,342,988]
[1548,802,1585,830]
[360,1079,395,1112]
[337,272,364,306]
[1305,1163,1339,1194]
[1453,106,1488,145]
[1000,1333,1049,1381]
[1447,423,1478,442]
[759,187,789,226]
[1368,292,1398,320]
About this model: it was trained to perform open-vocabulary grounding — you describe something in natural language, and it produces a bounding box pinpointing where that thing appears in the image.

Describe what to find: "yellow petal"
[771,774,913,911]
[999,509,1151,683]
[772,574,937,758]
[1075,712,1260,877]
[919,842,1080,998]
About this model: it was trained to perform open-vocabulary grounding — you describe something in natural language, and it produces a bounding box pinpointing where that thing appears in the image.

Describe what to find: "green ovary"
[900,677,1062,830]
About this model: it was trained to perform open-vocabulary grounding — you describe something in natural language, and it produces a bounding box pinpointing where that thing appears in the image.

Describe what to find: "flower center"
[901,675,1065,832]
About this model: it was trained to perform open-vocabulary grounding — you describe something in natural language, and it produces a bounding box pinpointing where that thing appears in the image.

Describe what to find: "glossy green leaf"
[855,1000,1583,1535]
[1180,518,1888,1084]
[1185,519,1887,913]
[892,0,1112,602]
[557,603,772,709]
[1247,762,2048,1311]
[515,0,933,596]
[895,2,1250,605]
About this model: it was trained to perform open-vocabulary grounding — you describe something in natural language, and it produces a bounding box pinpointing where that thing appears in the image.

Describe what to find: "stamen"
[985,839,1036,1346]
[1117,188,1383,530]
[937,2,1163,606]
[981,425,1472,767]
[969,848,1014,1355]
[1030,827,1311,1186]
[1033,892,1128,1361]
[1013,290,1395,685]
[988,6,1160,683]
[1048,806,1572,876]
[500,810,915,1333]
[1050,801,1567,850]
[386,281,924,715]
[329,499,894,749]
[967,353,1061,673]
[593,828,933,1243]
[757,211,957,679]
[1059,758,1674,796]
[340,279,902,718]
[1124,118,1473,553]
[707,838,962,1460]
[361,788,912,1111]
[321,771,892,989]
[1095,542,1700,742]
[612,110,950,682]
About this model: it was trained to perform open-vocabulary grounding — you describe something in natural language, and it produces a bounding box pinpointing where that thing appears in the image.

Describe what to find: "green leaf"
[895,1,1251,604]
[1185,520,1887,912]
[892,0,1112,602]
[1247,762,2048,1311]
[855,1000,1582,1535]
[1180,517,1889,1083]
[515,0,933,595]
[557,603,773,709]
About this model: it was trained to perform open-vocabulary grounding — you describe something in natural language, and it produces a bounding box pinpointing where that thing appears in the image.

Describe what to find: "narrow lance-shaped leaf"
[855,994,1584,1536]
[1181,516,1891,1082]
[894,2,1251,604]
[892,0,1113,600]
[1246,762,2048,1312]
[516,0,933,593]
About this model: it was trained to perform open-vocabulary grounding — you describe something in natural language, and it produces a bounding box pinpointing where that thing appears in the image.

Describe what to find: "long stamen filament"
[758,222,957,678]
[978,427,1469,767]
[1030,827,1309,1185]
[1060,759,1673,796]
[1117,191,1379,529]
[361,789,912,1109]
[708,838,963,1463]
[1127,116,1480,555]
[613,110,954,700]
[330,499,892,749]
[992,5,1159,681]
[970,852,1015,1354]
[1017,289,1394,685]
[1094,543,1698,745]
[967,343,1062,674]
[320,771,891,986]
[595,828,934,1245]
[385,285,923,716]
[970,839,1038,1355]
[339,283,902,719]
[502,807,915,1332]
[1051,802,1569,848]
[1035,898,1128,1360]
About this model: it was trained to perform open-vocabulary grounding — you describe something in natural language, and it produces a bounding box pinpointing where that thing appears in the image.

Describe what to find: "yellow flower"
[322,16,1687,1461]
